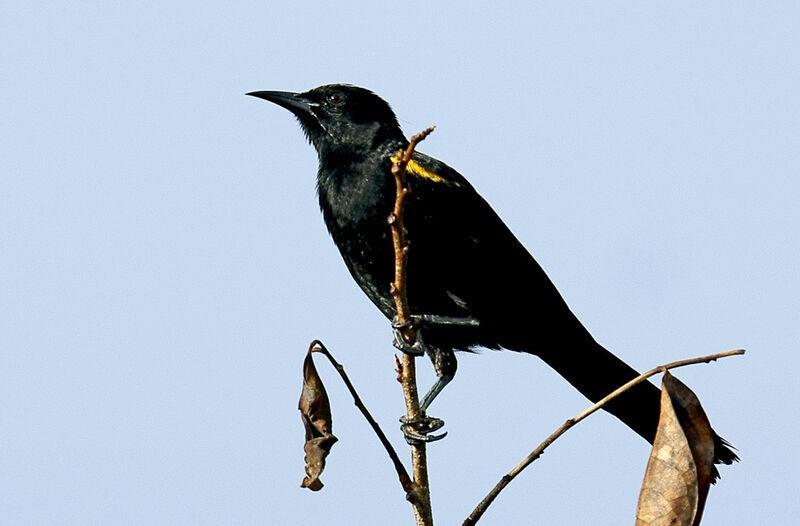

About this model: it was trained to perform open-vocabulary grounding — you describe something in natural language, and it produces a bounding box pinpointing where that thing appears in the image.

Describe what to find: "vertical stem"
[389,127,436,526]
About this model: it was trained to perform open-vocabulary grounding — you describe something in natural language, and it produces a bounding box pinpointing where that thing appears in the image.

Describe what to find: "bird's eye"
[327,92,345,105]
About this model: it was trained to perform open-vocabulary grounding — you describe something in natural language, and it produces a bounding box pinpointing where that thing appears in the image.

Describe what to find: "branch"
[389,127,436,526]
[308,340,414,494]
[389,126,436,338]
[462,349,745,526]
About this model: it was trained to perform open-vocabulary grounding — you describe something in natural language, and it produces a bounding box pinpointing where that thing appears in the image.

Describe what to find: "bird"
[247,84,737,471]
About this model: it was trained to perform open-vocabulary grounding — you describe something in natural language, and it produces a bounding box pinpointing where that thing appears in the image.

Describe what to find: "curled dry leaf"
[299,351,338,491]
[636,372,715,526]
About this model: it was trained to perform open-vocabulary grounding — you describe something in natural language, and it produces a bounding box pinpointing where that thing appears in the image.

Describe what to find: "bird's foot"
[399,414,447,444]
[392,314,479,356]
[391,317,425,356]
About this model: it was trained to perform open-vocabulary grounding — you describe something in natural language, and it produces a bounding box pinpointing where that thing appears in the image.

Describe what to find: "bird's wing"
[401,152,577,343]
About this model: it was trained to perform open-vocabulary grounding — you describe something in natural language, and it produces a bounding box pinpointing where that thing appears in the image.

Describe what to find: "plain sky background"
[2,2,798,525]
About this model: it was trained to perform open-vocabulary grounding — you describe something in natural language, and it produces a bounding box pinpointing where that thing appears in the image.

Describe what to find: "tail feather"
[537,338,660,443]
[530,336,737,473]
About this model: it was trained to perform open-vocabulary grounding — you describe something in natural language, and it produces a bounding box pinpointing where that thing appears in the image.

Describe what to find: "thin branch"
[388,127,436,526]
[308,340,414,494]
[389,126,436,342]
[463,348,745,526]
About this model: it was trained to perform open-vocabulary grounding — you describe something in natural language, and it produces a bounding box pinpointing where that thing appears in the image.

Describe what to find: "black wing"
[402,152,587,351]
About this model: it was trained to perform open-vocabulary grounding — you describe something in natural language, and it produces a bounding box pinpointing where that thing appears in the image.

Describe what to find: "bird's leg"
[399,346,457,444]
[420,346,457,411]
[395,315,471,409]
[417,314,480,328]
[392,315,473,443]
[391,316,445,442]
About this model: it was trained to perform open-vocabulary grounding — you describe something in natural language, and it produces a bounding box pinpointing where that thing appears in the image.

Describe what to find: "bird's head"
[247,84,404,155]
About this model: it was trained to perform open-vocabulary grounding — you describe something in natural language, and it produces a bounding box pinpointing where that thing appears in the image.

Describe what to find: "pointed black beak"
[246,90,315,116]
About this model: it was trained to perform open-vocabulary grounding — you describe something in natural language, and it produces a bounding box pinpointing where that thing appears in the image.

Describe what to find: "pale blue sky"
[2,2,798,525]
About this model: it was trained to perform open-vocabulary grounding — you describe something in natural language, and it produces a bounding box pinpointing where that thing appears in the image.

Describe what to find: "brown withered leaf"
[636,372,714,526]
[299,351,338,491]
[663,372,715,523]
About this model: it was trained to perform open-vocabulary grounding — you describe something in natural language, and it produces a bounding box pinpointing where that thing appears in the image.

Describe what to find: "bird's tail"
[533,336,739,471]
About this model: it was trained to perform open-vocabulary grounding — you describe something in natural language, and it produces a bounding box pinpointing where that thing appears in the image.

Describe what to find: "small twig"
[308,340,414,494]
[389,127,436,526]
[462,349,745,526]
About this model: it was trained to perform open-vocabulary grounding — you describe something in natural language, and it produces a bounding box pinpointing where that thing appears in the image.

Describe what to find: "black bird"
[248,84,737,470]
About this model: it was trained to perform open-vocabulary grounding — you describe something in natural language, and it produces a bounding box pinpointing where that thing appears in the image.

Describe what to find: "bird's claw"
[399,414,447,444]
[392,314,479,357]
[392,317,425,356]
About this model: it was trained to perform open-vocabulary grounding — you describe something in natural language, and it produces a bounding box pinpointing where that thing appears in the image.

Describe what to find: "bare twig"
[389,127,436,526]
[463,349,745,526]
[308,340,414,494]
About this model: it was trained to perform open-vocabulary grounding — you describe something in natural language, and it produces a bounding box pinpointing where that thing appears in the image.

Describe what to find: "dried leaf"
[663,372,715,523]
[636,372,715,526]
[299,351,337,491]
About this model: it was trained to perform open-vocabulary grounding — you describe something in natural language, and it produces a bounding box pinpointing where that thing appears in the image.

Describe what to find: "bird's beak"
[246,90,315,116]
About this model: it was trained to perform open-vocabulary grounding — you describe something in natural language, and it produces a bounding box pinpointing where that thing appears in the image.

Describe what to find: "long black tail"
[533,336,738,472]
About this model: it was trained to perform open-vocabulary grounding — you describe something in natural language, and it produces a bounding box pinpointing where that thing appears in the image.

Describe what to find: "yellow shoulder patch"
[390,155,461,187]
